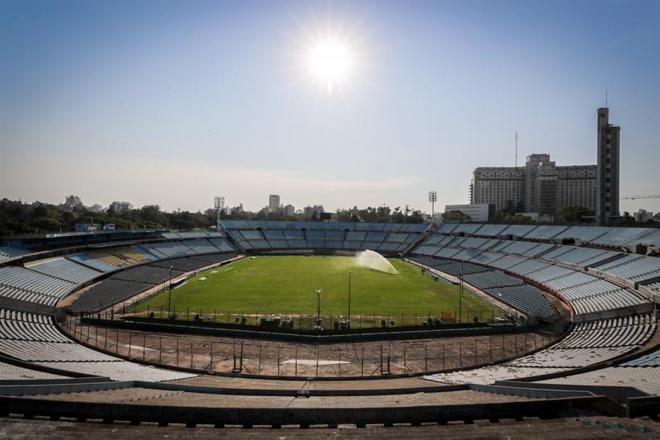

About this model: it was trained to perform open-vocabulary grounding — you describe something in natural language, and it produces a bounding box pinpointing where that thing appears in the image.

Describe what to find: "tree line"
[0,198,426,237]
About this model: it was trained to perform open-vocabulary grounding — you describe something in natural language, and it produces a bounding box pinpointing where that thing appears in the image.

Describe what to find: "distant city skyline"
[2,0,659,214]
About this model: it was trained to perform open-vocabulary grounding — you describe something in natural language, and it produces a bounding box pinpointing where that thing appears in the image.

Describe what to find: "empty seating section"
[0,245,30,263]
[407,255,556,321]
[461,271,556,320]
[523,226,568,240]
[526,266,575,283]
[70,253,236,313]
[544,247,611,266]
[0,310,195,382]
[31,361,197,382]
[0,266,75,306]
[113,246,158,263]
[628,229,660,247]
[180,239,222,254]
[0,309,69,343]
[554,315,655,349]
[579,251,624,267]
[141,242,196,258]
[67,254,117,272]
[500,224,538,238]
[543,272,646,314]
[407,256,485,276]
[591,227,655,246]
[220,220,426,253]
[507,259,551,275]
[473,224,509,237]
[464,271,523,289]
[70,279,151,313]
[87,250,133,268]
[439,223,660,250]
[490,255,528,269]
[487,285,557,320]
[469,251,503,265]
[413,224,657,317]
[552,226,610,242]
[520,243,555,257]
[452,224,482,235]
[27,258,101,284]
[592,254,660,282]
[208,238,236,252]
[426,314,655,386]
[643,280,660,294]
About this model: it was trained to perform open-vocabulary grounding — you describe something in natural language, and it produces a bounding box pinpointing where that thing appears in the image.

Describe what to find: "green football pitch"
[131,256,502,323]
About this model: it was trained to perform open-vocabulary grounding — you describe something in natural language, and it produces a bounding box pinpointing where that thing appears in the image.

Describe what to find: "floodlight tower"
[428,191,437,224]
[214,196,225,231]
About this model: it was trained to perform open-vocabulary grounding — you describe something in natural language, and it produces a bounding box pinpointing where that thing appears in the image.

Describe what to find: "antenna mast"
[515,131,518,168]
[605,88,608,107]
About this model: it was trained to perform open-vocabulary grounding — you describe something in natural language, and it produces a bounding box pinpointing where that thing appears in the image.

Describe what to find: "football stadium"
[0,221,659,436]
[3,0,660,438]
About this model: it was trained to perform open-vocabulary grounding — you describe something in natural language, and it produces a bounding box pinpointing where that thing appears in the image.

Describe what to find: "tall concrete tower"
[596,107,620,226]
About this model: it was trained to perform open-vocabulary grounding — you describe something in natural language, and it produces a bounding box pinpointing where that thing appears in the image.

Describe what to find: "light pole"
[315,289,322,328]
[167,265,173,318]
[214,196,225,231]
[428,191,437,224]
[459,260,464,323]
[348,272,352,327]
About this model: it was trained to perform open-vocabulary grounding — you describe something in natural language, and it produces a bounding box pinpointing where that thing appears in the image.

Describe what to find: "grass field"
[132,256,501,324]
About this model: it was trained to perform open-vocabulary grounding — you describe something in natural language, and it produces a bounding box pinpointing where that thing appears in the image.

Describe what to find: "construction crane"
[621,195,660,200]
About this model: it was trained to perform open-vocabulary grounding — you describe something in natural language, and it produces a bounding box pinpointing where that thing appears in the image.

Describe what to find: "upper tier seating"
[0,245,30,263]
[591,227,655,247]
[26,258,102,284]
[0,266,76,306]
[413,229,653,316]
[221,220,426,253]
[591,254,660,282]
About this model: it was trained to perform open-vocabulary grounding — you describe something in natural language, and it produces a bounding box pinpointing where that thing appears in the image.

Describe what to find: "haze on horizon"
[1,0,659,214]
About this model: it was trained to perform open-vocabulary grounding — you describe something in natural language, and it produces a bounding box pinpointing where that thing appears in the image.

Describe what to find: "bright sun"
[305,36,355,95]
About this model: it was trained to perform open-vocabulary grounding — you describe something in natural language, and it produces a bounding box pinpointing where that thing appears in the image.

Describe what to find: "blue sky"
[1,0,659,213]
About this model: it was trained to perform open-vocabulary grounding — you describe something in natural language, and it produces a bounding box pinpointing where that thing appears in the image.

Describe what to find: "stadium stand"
[407,255,557,321]
[426,314,656,385]
[26,258,102,284]
[0,266,76,306]
[1,223,660,430]
[69,253,237,313]
[0,308,196,381]
[67,254,118,273]
[0,245,30,263]
[220,220,427,253]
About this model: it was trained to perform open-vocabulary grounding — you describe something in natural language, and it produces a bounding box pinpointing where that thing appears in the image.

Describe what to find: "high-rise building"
[268,194,280,213]
[471,108,617,222]
[596,107,620,226]
[471,167,525,213]
[472,155,597,220]
[283,204,296,216]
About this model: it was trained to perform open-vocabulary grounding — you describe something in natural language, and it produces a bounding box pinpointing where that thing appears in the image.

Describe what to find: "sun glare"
[305,35,355,95]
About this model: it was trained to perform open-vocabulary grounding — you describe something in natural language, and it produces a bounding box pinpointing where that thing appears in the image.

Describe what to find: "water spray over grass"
[355,249,399,274]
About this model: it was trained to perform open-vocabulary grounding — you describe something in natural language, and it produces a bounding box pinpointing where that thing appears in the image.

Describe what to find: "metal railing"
[64,315,552,379]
